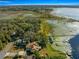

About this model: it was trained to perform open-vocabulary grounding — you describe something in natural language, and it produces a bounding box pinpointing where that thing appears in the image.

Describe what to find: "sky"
[0,0,79,6]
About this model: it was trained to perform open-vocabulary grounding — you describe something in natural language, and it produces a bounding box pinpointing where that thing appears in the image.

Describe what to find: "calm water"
[69,35,79,59]
[52,8,79,59]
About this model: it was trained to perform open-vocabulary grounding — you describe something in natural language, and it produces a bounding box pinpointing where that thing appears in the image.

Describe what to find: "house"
[4,52,17,59]
[17,51,26,59]
[26,42,41,51]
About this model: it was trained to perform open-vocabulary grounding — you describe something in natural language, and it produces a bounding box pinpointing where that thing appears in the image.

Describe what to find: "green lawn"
[39,43,66,59]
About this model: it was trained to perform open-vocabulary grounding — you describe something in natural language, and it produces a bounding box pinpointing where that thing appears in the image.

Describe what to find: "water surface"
[69,35,79,59]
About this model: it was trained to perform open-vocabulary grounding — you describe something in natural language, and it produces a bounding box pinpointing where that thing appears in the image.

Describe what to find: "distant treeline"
[0,6,53,11]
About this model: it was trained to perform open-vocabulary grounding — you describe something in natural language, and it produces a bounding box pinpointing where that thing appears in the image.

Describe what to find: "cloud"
[0,0,16,2]
[0,0,11,3]
[0,0,14,1]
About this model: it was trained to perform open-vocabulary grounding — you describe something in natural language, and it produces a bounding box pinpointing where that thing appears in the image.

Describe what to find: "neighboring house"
[16,51,26,59]
[4,50,26,59]
[4,52,17,59]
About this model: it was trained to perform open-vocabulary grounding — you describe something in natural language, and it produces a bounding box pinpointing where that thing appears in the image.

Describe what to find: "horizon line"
[1,3,79,6]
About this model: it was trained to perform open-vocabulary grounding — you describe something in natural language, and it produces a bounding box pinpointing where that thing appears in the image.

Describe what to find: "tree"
[0,40,3,50]
[33,51,40,59]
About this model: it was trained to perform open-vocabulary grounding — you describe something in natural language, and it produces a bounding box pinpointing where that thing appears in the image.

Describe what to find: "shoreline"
[50,8,79,59]
[48,19,79,59]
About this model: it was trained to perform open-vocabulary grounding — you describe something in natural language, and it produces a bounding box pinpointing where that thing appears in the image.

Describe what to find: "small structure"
[17,51,26,59]
[18,51,26,56]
